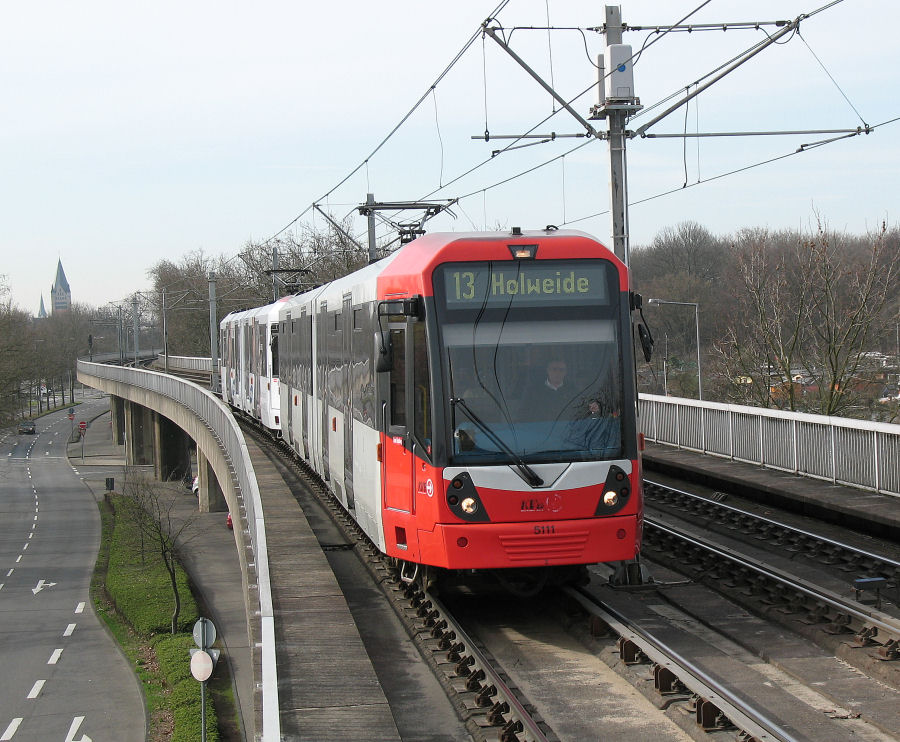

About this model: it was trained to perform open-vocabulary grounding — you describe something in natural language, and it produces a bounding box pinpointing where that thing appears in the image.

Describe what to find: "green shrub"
[172,685,219,742]
[98,495,220,740]
[105,494,199,634]
[153,634,195,685]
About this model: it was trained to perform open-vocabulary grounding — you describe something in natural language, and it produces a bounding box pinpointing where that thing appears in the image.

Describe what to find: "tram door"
[382,319,414,513]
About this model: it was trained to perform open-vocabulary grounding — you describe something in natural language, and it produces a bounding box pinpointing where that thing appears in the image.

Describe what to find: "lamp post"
[648,299,702,400]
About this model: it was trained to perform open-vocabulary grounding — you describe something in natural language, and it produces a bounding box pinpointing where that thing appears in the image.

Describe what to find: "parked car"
[226,512,233,530]
[191,476,199,495]
[17,420,35,435]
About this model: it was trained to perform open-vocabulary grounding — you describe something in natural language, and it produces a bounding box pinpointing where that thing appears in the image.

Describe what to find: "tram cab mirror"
[638,324,653,363]
[375,330,392,373]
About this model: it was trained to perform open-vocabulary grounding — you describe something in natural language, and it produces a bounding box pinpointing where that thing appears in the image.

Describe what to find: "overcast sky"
[2,0,896,314]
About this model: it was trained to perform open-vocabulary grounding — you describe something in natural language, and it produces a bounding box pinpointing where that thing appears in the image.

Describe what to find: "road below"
[0,393,144,742]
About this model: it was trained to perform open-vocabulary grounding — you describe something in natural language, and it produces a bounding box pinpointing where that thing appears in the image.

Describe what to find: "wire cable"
[433,88,445,187]
[259,0,512,248]
[797,29,867,126]
[559,113,895,228]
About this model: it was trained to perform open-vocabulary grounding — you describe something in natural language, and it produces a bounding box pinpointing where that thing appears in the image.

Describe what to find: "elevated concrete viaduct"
[76,360,280,741]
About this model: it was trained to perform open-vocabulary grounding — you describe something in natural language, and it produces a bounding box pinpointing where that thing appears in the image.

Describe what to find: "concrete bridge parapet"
[76,360,280,742]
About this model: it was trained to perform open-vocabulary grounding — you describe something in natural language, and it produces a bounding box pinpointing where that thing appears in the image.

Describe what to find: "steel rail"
[258,430,552,742]
[645,479,900,571]
[425,591,551,742]
[564,586,801,742]
[645,517,900,647]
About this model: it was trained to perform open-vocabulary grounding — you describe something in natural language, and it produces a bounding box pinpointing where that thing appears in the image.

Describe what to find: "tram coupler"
[399,561,418,585]
[609,559,653,587]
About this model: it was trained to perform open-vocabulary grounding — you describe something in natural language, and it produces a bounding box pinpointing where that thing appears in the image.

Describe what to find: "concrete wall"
[78,372,243,523]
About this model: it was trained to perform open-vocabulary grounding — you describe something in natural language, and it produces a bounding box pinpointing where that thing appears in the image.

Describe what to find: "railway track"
[234,417,900,740]
[643,480,900,660]
[240,423,553,742]
[644,479,900,591]
[564,585,811,742]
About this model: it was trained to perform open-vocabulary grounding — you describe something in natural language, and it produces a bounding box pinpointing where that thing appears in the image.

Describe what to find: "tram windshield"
[433,260,624,465]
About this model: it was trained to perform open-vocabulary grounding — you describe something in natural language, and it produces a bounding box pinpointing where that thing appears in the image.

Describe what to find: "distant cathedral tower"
[51,259,71,313]
[37,295,48,319]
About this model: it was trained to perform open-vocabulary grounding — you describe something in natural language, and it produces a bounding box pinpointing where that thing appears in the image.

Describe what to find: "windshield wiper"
[450,397,544,487]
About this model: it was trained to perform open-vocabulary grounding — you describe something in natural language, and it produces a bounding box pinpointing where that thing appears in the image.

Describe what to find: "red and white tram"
[222,229,643,581]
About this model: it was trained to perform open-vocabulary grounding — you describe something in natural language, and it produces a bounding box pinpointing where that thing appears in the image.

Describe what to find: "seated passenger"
[579,399,621,454]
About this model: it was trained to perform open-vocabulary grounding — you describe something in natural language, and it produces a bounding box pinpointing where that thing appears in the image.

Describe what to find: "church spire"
[51,259,71,313]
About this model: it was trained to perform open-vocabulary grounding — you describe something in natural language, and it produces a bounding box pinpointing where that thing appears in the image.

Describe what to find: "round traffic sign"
[193,617,217,649]
[79,421,87,430]
[190,650,214,682]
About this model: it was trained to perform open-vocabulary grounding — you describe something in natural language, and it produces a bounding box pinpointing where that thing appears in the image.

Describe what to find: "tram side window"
[412,321,431,451]
[389,327,406,428]
[270,331,279,377]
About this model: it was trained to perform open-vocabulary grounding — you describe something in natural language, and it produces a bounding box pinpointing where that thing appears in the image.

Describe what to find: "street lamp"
[647,298,702,400]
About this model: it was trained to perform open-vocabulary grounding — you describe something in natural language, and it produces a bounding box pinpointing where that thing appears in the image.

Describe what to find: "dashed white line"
[75,602,85,614]
[63,623,76,637]
[48,648,63,664]
[5,570,12,578]
[0,717,22,740]
[22,544,28,551]
[26,680,45,699]
[15,556,21,564]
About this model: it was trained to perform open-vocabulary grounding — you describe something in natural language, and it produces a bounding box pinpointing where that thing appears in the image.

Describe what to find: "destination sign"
[439,261,610,308]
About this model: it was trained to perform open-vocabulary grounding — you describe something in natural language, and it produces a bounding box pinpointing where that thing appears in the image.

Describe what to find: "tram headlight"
[460,497,479,515]
[603,490,619,507]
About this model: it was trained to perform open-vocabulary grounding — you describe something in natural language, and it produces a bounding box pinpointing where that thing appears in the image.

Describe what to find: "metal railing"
[640,394,900,497]
[76,360,280,740]
[156,354,214,372]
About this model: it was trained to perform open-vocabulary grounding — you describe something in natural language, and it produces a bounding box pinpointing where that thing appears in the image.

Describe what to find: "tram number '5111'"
[534,525,556,535]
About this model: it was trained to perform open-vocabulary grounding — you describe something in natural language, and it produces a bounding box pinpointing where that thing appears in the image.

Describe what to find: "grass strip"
[92,493,220,742]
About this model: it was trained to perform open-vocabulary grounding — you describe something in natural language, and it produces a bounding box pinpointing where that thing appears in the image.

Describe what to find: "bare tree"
[717,220,900,415]
[631,221,733,398]
[121,470,196,634]
[0,278,34,423]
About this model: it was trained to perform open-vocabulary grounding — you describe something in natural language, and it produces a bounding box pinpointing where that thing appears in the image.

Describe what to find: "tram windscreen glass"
[433,260,624,465]
[441,263,609,308]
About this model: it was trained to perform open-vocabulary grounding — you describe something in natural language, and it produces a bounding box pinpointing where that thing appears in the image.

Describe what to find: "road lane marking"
[64,716,91,742]
[63,623,76,637]
[32,580,57,595]
[26,680,45,699]
[22,544,28,551]
[48,648,63,664]
[0,718,22,740]
[5,570,12,577]
[75,602,85,614]
[15,556,21,563]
